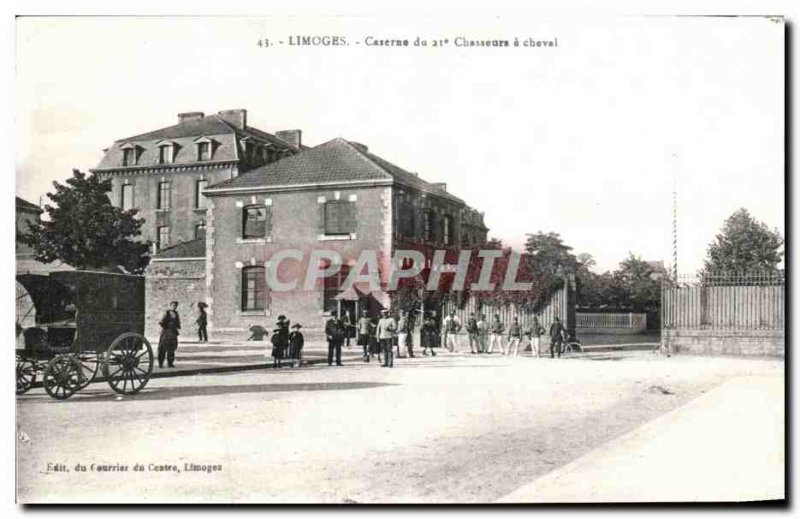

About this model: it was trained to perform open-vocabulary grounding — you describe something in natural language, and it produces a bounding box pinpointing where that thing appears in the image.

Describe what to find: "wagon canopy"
[16,274,76,326]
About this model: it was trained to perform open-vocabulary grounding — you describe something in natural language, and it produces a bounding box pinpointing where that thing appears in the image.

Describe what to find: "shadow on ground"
[18,381,395,403]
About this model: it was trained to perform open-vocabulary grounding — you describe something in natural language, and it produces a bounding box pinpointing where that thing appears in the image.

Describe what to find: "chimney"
[276,130,302,148]
[217,109,247,129]
[431,182,447,192]
[178,112,205,124]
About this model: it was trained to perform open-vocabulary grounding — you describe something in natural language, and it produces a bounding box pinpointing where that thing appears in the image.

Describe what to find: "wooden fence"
[662,273,784,331]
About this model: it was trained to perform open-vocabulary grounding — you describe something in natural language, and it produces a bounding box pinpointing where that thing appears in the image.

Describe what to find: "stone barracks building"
[94,110,488,336]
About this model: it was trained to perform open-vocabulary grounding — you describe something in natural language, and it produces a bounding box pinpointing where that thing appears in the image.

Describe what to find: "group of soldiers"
[323,308,573,367]
[442,312,570,358]
[324,308,441,368]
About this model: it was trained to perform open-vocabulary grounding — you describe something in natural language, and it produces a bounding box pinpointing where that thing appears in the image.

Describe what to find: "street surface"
[16,350,784,503]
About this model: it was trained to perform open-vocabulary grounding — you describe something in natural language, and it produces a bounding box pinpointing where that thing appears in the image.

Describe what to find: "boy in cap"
[288,323,304,368]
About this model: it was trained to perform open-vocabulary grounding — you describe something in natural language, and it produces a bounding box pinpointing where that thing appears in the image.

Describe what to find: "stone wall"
[145,258,206,339]
[104,164,237,247]
[662,329,784,357]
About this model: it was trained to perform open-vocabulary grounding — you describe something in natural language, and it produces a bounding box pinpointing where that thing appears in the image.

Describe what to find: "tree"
[615,254,661,312]
[702,208,784,275]
[18,169,151,274]
[524,232,577,276]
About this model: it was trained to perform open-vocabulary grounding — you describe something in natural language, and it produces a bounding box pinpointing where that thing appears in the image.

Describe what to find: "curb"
[25,354,353,389]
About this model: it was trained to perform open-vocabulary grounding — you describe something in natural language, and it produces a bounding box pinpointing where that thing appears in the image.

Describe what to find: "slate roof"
[16,196,42,213]
[207,138,464,204]
[152,239,206,260]
[93,113,302,171]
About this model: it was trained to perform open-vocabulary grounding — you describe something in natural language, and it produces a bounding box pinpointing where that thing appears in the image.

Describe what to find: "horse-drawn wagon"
[16,270,153,399]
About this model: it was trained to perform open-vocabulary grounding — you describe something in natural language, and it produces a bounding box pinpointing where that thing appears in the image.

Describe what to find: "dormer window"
[120,143,139,166]
[194,136,215,162]
[197,142,210,161]
[156,142,176,164]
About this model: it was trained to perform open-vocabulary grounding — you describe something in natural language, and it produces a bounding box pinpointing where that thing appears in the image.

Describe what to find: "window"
[423,210,434,242]
[158,145,173,164]
[399,202,415,237]
[157,182,171,210]
[243,205,270,239]
[120,184,134,211]
[195,222,206,240]
[323,264,350,314]
[157,226,170,251]
[242,266,266,311]
[195,180,208,209]
[197,142,210,161]
[443,215,454,246]
[324,201,356,235]
[122,148,136,167]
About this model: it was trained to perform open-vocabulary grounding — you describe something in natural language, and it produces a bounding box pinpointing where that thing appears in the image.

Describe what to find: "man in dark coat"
[158,301,181,368]
[325,311,346,366]
[549,317,566,359]
[196,302,209,343]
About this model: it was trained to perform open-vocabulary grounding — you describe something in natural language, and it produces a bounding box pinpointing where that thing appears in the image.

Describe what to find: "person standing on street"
[288,323,304,368]
[399,310,416,358]
[157,301,181,368]
[466,313,479,354]
[376,309,397,368]
[325,311,346,366]
[421,312,438,356]
[196,302,209,343]
[477,314,489,354]
[488,314,506,354]
[357,309,374,362]
[526,317,544,358]
[343,309,355,349]
[506,317,523,356]
[442,310,461,352]
[549,317,566,359]
[396,310,409,359]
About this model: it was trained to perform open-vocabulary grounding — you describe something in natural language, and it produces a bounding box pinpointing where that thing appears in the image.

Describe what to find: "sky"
[14,15,784,274]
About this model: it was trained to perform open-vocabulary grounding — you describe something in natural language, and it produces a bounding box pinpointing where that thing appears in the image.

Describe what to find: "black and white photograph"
[10,10,787,505]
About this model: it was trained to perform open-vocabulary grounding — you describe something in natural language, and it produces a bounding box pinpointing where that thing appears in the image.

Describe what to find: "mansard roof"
[206,138,465,204]
[93,114,302,171]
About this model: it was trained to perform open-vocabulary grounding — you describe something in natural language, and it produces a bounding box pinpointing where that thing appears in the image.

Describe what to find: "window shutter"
[264,206,273,236]
[237,269,244,311]
[237,205,244,238]
[317,202,326,235]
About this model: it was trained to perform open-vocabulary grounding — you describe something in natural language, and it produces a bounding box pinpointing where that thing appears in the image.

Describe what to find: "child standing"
[288,323,304,368]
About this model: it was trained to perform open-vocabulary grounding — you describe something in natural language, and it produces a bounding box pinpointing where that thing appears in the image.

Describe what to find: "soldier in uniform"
[549,316,566,359]
[157,301,181,368]
[357,309,374,362]
[466,313,480,354]
[488,313,506,354]
[376,309,397,368]
[420,312,438,356]
[325,311,346,366]
[506,316,523,356]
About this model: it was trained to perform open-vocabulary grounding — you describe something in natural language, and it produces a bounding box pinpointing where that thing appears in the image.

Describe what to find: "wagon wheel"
[104,333,153,395]
[43,355,82,400]
[16,355,37,395]
[74,353,99,390]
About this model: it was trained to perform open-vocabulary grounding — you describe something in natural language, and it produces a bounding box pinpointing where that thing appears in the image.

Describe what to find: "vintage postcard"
[13,14,785,504]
